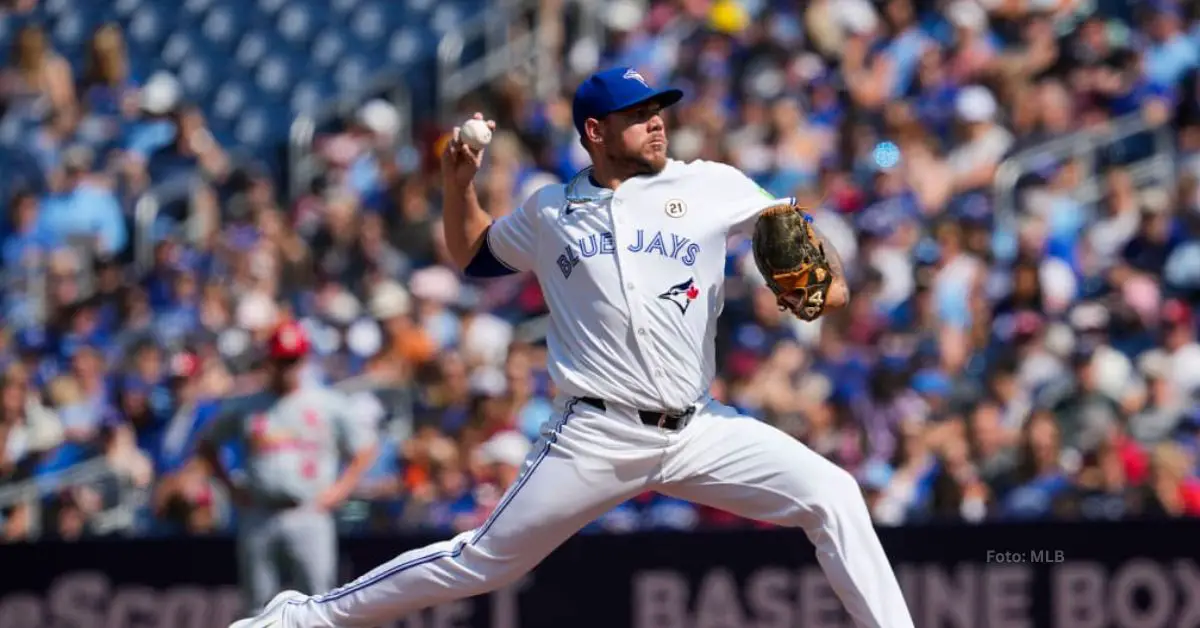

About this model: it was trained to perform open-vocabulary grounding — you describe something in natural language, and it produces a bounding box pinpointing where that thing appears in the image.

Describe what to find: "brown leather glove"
[751,201,836,321]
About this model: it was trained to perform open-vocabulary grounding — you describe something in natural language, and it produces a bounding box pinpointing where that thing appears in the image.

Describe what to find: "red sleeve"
[1180,479,1200,517]
[1118,436,1150,485]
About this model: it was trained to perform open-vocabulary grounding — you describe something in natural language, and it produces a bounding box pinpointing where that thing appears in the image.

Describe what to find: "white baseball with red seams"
[229,157,917,628]
[459,118,492,150]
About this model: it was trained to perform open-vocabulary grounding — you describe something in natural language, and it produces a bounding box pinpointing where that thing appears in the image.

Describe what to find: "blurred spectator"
[871,418,935,525]
[37,145,127,256]
[78,24,138,150]
[996,411,1070,520]
[1053,437,1140,520]
[0,363,63,479]
[2,189,57,271]
[968,398,1017,488]
[1141,442,1200,517]
[0,23,75,120]
[368,281,432,378]
[121,71,181,193]
[505,345,553,440]
[469,430,531,521]
[425,459,478,533]
[926,426,989,522]
[143,104,230,202]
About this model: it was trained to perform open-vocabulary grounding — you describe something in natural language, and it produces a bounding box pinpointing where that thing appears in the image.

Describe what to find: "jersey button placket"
[613,191,670,403]
[609,194,636,305]
[607,197,633,301]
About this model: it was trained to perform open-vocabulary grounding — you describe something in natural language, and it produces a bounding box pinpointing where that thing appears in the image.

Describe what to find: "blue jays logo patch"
[659,278,700,315]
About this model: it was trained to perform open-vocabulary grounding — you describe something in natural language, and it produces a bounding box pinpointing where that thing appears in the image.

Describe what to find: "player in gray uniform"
[199,321,379,615]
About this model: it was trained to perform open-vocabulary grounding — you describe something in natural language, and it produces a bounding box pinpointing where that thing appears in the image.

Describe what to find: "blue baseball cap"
[572,67,683,139]
[911,369,952,397]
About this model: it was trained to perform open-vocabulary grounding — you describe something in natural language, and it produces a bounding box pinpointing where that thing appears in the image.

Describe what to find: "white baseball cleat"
[229,590,307,628]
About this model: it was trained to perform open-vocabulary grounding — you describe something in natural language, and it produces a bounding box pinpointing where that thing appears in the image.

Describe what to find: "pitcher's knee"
[784,458,871,530]
[819,464,870,514]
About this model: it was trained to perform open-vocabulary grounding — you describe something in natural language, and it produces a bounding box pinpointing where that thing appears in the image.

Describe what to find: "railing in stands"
[437,0,543,119]
[436,0,605,122]
[132,192,164,276]
[285,77,414,203]
[132,171,234,274]
[283,0,605,205]
[0,457,147,540]
[992,111,1176,234]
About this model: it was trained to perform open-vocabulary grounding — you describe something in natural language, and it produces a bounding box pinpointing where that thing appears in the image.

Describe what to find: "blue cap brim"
[620,88,684,113]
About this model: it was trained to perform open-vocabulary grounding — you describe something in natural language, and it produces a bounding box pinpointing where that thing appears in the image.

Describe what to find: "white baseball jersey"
[486,159,786,411]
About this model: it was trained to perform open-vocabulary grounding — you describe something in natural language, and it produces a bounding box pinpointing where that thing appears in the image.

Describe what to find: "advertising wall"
[0,520,1197,628]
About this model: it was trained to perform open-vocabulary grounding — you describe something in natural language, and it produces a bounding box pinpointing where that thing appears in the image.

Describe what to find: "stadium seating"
[0,0,465,151]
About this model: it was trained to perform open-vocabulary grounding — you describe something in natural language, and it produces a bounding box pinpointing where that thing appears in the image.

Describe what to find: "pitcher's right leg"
[266,399,655,627]
[656,403,913,628]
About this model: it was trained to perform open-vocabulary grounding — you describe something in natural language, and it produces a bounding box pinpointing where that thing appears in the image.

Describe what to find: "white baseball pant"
[278,397,915,628]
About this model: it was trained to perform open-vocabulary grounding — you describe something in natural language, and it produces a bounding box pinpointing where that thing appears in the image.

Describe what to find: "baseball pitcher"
[233,67,913,628]
[201,322,378,615]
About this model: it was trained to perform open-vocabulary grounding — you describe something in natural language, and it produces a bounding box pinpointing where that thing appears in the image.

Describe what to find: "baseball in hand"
[459,119,492,151]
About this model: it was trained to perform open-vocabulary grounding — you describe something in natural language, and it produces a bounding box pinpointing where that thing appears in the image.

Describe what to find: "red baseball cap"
[268,321,310,361]
[1163,299,1194,327]
[168,351,201,379]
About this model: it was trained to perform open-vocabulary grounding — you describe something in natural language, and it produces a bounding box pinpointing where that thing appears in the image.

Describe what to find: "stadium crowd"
[3,0,1200,542]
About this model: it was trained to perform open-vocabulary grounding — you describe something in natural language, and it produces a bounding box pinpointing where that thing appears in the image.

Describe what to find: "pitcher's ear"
[584,118,605,148]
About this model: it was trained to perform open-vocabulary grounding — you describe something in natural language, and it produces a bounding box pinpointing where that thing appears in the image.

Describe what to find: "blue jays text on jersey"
[477,158,790,412]
[557,229,701,279]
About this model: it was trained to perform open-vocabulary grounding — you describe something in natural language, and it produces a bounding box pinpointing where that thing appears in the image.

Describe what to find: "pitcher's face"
[592,101,669,175]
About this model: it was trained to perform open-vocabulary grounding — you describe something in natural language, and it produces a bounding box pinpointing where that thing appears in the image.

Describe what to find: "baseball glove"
[751,201,835,321]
